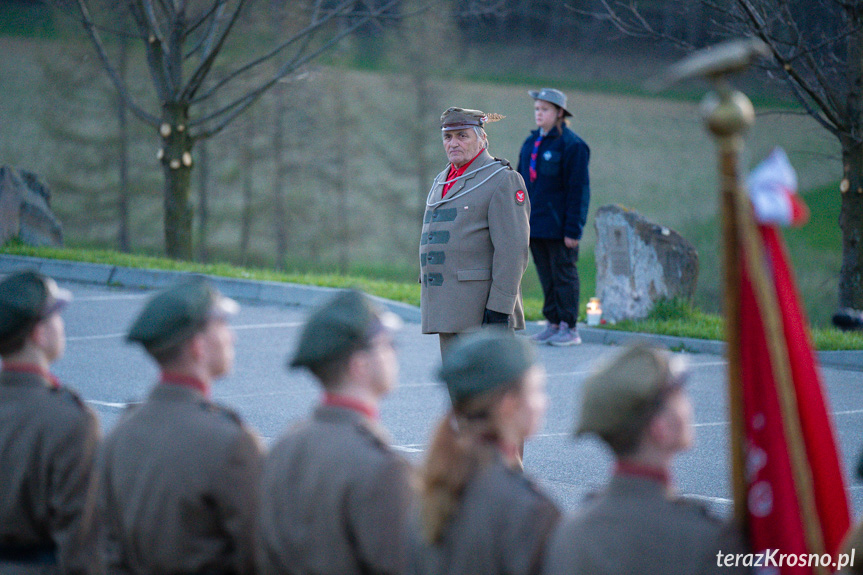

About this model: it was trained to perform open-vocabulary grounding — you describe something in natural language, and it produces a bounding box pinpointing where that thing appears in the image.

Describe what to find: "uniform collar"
[1,362,60,389]
[614,460,671,488]
[159,371,211,398]
[322,391,378,420]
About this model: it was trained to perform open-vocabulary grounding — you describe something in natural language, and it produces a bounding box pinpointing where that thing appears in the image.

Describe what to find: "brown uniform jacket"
[420,150,530,334]
[255,404,413,575]
[100,383,263,575]
[542,474,750,575]
[0,369,101,575]
[409,453,561,575]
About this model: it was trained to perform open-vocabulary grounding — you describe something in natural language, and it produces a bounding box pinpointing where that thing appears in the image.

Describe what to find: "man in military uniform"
[100,276,263,574]
[542,342,749,575]
[420,107,531,355]
[256,289,413,575]
[0,271,101,574]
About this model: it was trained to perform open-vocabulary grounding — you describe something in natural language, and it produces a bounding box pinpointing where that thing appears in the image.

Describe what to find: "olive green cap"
[127,276,238,354]
[576,342,687,437]
[440,107,505,131]
[439,330,537,406]
[0,270,72,342]
[290,289,402,369]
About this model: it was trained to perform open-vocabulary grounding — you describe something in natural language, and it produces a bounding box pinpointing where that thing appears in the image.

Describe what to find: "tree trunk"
[196,138,210,262]
[839,137,863,310]
[160,103,194,260]
[838,18,863,311]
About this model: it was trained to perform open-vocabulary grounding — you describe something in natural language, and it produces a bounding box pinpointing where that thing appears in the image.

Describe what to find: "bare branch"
[193,0,404,139]
[183,0,224,58]
[188,0,353,105]
[71,0,159,125]
[734,0,846,133]
[181,0,250,101]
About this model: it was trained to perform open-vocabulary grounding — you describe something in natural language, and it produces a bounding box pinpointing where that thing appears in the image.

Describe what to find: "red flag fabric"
[734,149,850,572]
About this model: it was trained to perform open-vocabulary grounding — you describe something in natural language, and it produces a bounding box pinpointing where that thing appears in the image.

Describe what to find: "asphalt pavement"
[3,254,863,519]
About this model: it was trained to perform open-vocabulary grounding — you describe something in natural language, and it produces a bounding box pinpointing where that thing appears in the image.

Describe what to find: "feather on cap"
[440,107,505,131]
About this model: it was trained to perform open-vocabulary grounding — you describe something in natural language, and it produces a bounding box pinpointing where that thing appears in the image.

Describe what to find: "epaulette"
[200,400,243,426]
[672,495,719,520]
[51,386,86,409]
[354,419,391,451]
[494,157,513,169]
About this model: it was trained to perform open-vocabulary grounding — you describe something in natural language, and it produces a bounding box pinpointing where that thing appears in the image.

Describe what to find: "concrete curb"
[2,254,861,371]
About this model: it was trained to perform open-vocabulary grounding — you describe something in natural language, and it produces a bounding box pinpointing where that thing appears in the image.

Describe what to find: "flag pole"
[656,38,769,528]
[703,77,753,530]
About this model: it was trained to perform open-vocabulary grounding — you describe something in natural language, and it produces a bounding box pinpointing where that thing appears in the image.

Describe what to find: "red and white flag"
[732,148,850,573]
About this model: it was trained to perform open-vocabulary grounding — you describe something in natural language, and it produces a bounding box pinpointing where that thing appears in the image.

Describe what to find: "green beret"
[0,270,72,342]
[290,289,402,369]
[128,276,238,354]
[576,342,687,438]
[439,330,537,406]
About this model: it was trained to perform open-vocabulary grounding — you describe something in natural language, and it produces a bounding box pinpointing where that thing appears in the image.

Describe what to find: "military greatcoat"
[0,369,101,575]
[256,404,414,575]
[409,452,560,575]
[542,474,750,575]
[420,150,530,334]
[100,383,263,575]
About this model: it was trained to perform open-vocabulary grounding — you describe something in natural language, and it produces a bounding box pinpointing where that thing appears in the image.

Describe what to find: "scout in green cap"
[411,330,560,575]
[543,342,749,575]
[256,289,413,574]
[421,104,531,357]
[0,270,101,572]
[100,276,263,574]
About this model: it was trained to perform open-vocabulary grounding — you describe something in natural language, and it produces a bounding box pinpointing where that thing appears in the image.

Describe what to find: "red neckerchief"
[160,371,210,398]
[323,392,378,421]
[614,460,670,487]
[2,362,60,389]
[442,149,483,198]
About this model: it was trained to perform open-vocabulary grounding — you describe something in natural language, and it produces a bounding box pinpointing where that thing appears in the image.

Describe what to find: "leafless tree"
[591,0,863,313]
[59,0,405,260]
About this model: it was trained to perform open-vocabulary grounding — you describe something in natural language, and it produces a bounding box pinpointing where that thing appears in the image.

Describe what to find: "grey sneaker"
[548,321,582,346]
[530,323,559,343]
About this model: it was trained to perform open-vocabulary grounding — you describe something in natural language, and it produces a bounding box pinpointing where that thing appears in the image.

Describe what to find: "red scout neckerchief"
[160,371,211,398]
[323,392,379,421]
[528,131,545,183]
[2,362,61,389]
[442,149,484,198]
[614,460,671,488]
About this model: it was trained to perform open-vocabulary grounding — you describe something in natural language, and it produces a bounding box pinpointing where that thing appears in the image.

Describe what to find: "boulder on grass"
[594,204,697,323]
[0,166,63,247]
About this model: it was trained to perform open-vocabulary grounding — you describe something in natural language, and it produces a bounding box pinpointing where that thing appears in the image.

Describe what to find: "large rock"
[0,166,63,247]
[594,204,697,323]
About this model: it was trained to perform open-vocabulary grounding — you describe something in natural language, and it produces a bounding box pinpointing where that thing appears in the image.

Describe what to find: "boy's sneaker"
[530,323,559,343]
[548,321,582,346]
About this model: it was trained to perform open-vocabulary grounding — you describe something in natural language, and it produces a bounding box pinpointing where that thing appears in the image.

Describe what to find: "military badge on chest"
[515,190,525,206]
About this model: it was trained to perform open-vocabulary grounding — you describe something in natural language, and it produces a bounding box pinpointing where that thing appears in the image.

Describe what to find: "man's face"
[655,388,694,453]
[199,317,235,379]
[512,364,548,440]
[361,332,399,397]
[442,128,484,168]
[38,313,66,363]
